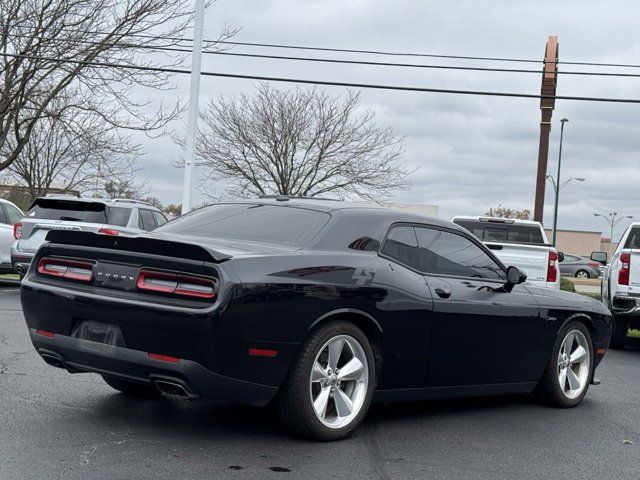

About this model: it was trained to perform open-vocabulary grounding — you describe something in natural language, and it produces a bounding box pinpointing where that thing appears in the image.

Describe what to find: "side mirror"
[558,252,565,263]
[506,266,527,287]
[590,251,608,265]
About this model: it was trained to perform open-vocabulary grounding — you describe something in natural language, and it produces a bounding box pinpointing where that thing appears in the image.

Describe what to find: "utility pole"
[181,0,205,215]
[594,212,633,257]
[533,36,559,223]
[551,118,569,246]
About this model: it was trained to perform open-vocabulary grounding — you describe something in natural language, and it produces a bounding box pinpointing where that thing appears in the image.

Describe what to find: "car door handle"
[435,288,451,299]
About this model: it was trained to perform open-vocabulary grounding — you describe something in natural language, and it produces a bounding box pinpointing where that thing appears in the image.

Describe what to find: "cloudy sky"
[134,0,640,241]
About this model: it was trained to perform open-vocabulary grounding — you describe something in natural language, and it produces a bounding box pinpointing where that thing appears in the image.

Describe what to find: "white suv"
[11,196,167,277]
[0,198,24,274]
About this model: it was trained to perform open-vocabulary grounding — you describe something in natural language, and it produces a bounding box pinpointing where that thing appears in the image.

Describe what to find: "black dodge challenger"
[21,198,611,440]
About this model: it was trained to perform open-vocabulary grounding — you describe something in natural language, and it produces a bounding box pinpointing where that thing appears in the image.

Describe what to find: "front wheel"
[535,321,593,407]
[277,320,375,441]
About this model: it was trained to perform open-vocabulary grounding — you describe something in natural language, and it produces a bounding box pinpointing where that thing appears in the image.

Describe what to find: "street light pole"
[594,212,634,257]
[551,118,569,246]
[181,0,206,215]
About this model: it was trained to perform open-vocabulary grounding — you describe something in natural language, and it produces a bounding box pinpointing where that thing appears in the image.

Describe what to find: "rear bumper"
[29,329,278,406]
[611,295,640,315]
[10,246,33,273]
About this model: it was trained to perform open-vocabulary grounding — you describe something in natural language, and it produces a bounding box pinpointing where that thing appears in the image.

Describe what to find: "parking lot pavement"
[1,286,639,480]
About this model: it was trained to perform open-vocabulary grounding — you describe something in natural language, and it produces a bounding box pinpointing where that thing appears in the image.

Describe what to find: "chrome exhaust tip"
[153,379,194,398]
[40,352,65,369]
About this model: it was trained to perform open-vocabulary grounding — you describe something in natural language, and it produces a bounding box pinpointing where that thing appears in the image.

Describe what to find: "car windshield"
[156,203,331,247]
[26,199,107,223]
[454,220,546,245]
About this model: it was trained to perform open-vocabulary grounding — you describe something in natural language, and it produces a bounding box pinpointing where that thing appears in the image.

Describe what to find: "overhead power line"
[7,32,640,79]
[4,51,640,104]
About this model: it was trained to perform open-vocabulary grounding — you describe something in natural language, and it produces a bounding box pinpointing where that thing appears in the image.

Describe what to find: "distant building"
[0,184,79,211]
[544,228,615,257]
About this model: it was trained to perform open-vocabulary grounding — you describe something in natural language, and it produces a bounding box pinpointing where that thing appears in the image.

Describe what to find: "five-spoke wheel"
[277,320,375,441]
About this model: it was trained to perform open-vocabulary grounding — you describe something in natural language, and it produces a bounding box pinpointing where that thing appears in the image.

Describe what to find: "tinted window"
[0,205,7,224]
[152,211,168,227]
[624,227,640,249]
[26,199,107,223]
[155,204,330,247]
[416,227,505,280]
[380,226,420,270]
[139,209,157,231]
[106,207,132,227]
[4,204,23,224]
[454,220,545,246]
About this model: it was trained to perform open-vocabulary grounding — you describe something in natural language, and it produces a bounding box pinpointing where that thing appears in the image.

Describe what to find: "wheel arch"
[560,313,597,345]
[308,308,384,382]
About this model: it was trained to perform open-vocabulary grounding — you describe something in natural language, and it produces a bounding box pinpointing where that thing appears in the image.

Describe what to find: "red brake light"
[147,353,180,363]
[589,262,601,268]
[13,222,22,240]
[98,228,120,236]
[37,258,93,282]
[137,270,216,299]
[35,329,55,338]
[619,252,631,286]
[547,249,559,283]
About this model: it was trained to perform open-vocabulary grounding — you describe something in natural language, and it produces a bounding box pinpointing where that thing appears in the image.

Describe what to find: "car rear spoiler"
[45,230,232,263]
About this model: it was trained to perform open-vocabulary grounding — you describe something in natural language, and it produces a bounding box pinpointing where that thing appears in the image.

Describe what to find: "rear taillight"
[13,222,22,240]
[37,257,94,282]
[136,270,216,299]
[547,249,559,283]
[589,262,601,268]
[98,228,120,236]
[619,252,631,286]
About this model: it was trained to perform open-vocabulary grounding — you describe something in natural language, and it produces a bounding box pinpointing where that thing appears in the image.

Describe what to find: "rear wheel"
[536,321,593,407]
[102,375,161,397]
[610,316,629,350]
[277,320,375,441]
[575,270,590,279]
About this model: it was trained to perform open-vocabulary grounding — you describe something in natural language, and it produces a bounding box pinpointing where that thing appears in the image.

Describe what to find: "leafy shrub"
[560,277,576,293]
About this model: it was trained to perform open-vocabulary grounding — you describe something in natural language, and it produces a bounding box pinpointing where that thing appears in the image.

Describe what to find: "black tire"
[276,320,375,441]
[101,374,161,397]
[575,270,590,279]
[535,320,593,408]
[610,316,629,350]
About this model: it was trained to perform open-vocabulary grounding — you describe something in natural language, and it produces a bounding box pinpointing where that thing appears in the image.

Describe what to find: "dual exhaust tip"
[38,352,196,398]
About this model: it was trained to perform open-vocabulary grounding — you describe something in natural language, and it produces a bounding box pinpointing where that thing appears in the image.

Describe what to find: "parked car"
[452,216,562,289]
[12,196,167,277]
[21,198,611,440]
[602,222,640,348]
[559,254,602,279]
[0,198,24,274]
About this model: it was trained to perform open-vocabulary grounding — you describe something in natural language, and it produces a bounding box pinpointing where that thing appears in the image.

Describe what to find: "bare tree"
[5,90,141,198]
[0,0,237,172]
[190,83,410,202]
[103,177,149,200]
[484,205,532,220]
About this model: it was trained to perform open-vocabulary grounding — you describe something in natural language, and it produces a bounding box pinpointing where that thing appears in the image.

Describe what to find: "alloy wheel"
[557,330,591,400]
[309,334,369,429]
[576,271,589,279]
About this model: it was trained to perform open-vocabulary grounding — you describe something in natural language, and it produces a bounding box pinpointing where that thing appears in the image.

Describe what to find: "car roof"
[216,197,461,231]
[0,198,22,210]
[31,196,161,211]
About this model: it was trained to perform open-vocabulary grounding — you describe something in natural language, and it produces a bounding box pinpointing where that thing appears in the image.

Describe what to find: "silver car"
[0,198,24,274]
[11,196,167,277]
[559,253,602,279]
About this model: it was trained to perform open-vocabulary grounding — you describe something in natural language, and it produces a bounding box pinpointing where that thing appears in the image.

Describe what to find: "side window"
[0,205,7,225]
[152,211,168,227]
[4,204,23,224]
[415,227,505,280]
[380,226,420,270]
[139,209,157,231]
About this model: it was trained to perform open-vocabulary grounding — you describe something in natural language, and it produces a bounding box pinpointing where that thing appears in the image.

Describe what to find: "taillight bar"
[137,270,217,299]
[619,252,631,286]
[37,257,94,282]
[13,222,22,240]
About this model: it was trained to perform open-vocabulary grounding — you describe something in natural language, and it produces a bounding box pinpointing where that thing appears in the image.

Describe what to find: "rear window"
[26,199,107,223]
[156,203,330,247]
[624,227,640,249]
[106,207,132,227]
[454,219,546,246]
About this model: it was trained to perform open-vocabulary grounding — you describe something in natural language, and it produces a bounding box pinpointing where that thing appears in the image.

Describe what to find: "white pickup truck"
[452,216,561,290]
[601,222,640,348]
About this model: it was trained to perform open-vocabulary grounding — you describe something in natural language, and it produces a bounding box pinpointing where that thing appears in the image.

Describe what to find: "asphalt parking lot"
[1,285,639,480]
